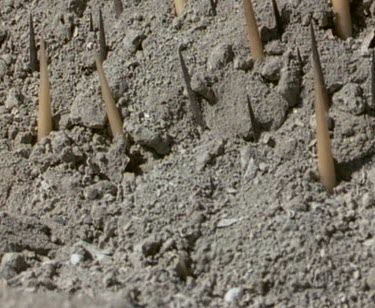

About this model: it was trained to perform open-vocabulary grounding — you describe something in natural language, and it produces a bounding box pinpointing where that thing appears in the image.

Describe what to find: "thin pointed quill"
[331,0,352,39]
[310,23,330,112]
[271,0,283,37]
[95,54,123,137]
[178,47,205,128]
[99,8,108,62]
[311,25,336,193]
[37,38,53,141]
[174,0,187,16]
[243,0,264,60]
[29,14,39,72]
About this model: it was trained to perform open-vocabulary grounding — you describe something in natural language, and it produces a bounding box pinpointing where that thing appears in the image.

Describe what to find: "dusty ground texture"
[0,0,375,307]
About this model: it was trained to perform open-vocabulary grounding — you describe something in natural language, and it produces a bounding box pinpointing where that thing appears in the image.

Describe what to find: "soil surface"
[0,0,375,307]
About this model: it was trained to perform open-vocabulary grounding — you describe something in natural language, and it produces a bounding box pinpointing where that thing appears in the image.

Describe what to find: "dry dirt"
[0,0,375,307]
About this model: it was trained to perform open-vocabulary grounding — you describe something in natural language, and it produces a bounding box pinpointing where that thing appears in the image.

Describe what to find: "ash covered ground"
[0,0,374,307]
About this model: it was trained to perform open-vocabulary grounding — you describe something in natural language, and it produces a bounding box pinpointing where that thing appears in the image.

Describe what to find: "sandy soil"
[0,0,374,307]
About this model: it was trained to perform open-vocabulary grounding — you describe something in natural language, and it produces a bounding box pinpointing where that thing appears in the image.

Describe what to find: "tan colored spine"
[174,0,187,16]
[314,82,336,193]
[95,54,123,137]
[243,0,264,60]
[310,24,330,112]
[37,38,53,141]
[332,0,352,39]
[311,25,336,193]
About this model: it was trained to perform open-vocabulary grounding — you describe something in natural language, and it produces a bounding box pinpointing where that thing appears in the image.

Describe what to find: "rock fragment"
[191,71,216,104]
[0,213,56,255]
[277,55,301,108]
[195,137,225,170]
[73,241,112,264]
[14,132,34,146]
[123,30,146,55]
[175,251,194,281]
[261,56,282,82]
[135,236,162,258]
[70,82,106,129]
[361,192,375,209]
[332,83,365,115]
[5,88,22,110]
[52,13,75,43]
[68,0,87,17]
[0,253,28,279]
[207,43,234,71]
[84,180,118,200]
[224,287,243,303]
[129,123,171,155]
[233,54,253,71]
[70,253,84,266]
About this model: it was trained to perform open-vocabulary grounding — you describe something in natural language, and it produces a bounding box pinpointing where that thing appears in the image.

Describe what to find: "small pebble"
[208,43,234,71]
[70,253,84,265]
[224,287,243,303]
[261,57,282,82]
[233,55,252,71]
[135,236,162,257]
[332,83,365,115]
[361,192,374,209]
[265,41,285,56]
[5,88,22,110]
[123,29,146,54]
[0,253,27,279]
[191,71,216,104]
[129,124,171,155]
[244,158,258,180]
[217,218,238,228]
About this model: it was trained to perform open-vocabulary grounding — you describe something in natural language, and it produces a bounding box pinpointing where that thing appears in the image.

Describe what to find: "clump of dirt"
[0,0,374,307]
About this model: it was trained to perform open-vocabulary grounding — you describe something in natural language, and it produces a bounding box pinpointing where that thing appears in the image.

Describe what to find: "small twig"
[311,24,336,193]
[99,8,108,62]
[332,0,352,39]
[37,37,53,141]
[271,0,282,37]
[95,53,124,138]
[29,14,39,72]
[113,0,124,19]
[178,47,205,128]
[243,0,264,60]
